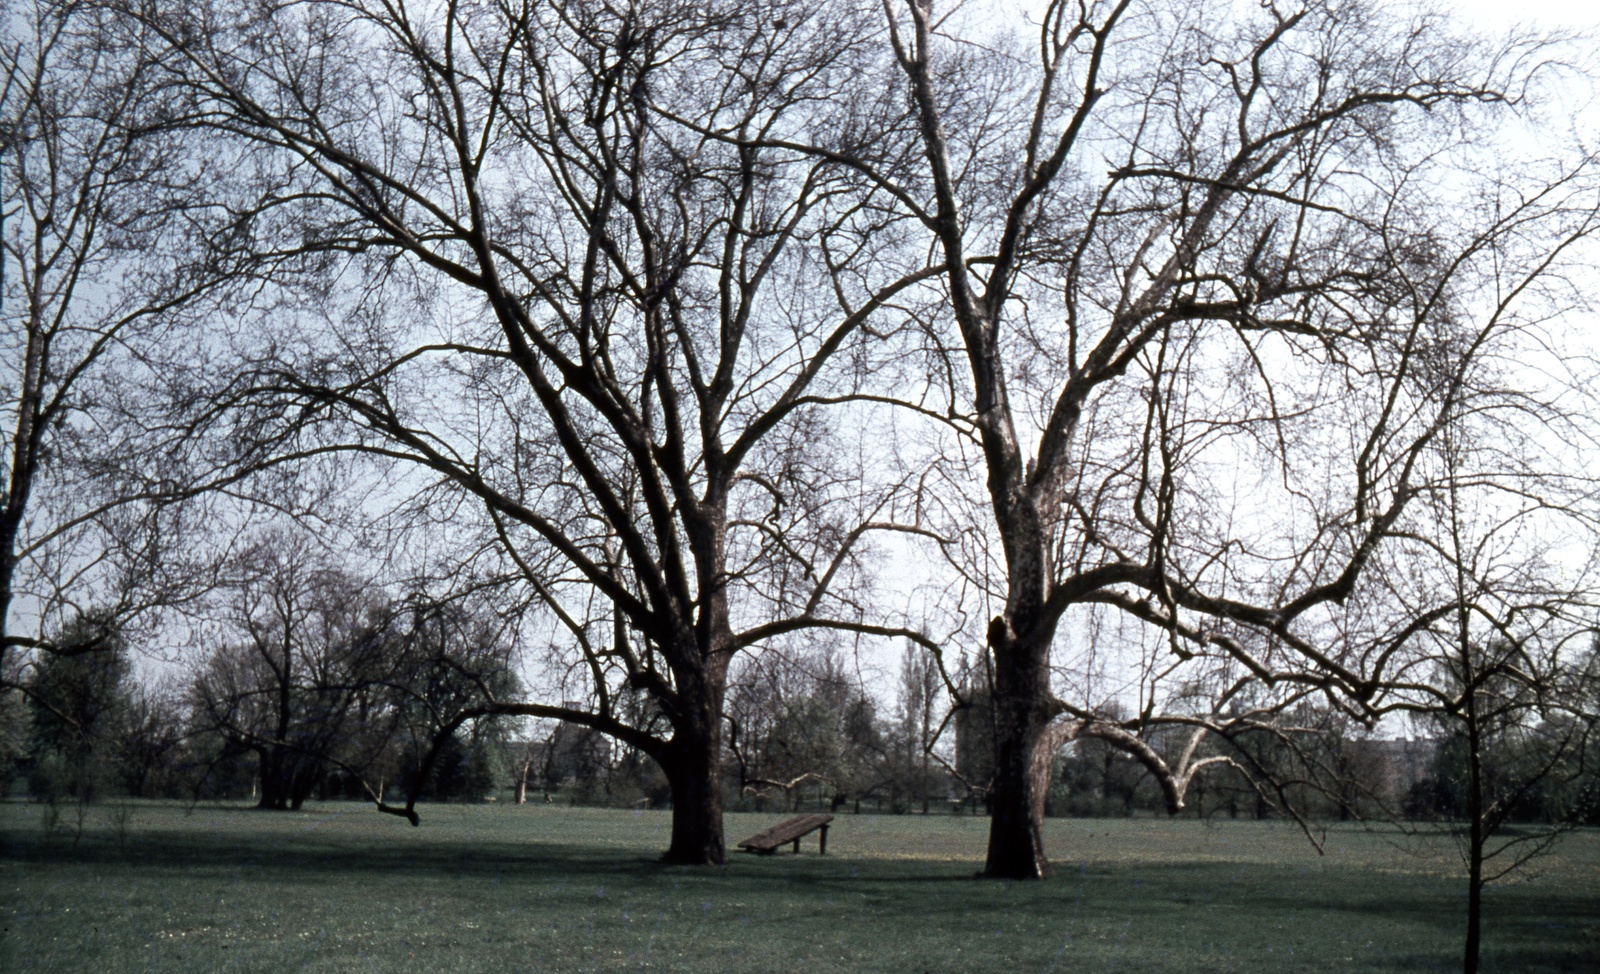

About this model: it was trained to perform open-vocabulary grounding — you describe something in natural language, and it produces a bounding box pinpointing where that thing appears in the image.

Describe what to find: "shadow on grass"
[2,820,1112,931]
[6,818,1595,939]
[0,826,662,883]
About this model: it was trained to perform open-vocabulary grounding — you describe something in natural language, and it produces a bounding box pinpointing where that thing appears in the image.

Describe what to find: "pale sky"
[1445,0,1600,31]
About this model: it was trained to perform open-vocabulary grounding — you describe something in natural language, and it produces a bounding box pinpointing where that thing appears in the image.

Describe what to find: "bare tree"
[749,0,1600,877]
[1,0,242,724]
[1364,403,1600,974]
[508,733,542,805]
[891,640,942,813]
[117,673,187,797]
[138,0,949,864]
[381,592,523,813]
[726,643,885,811]
[191,530,396,810]
[26,609,133,802]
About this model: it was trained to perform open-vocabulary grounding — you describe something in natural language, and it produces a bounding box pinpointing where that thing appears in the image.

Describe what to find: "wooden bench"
[736,814,835,855]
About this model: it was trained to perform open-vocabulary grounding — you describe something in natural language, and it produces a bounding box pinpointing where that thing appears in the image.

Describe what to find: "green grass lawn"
[2,800,1596,973]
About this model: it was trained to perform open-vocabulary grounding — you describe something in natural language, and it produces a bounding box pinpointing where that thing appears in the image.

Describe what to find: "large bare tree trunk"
[660,721,727,866]
[257,746,291,810]
[982,630,1055,879]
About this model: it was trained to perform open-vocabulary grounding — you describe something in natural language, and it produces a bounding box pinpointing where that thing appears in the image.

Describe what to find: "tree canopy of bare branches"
[137,0,958,863]
[2,0,238,699]
[754,0,1600,877]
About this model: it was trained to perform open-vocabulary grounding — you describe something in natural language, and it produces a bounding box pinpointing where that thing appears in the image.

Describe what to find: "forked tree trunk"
[658,650,730,866]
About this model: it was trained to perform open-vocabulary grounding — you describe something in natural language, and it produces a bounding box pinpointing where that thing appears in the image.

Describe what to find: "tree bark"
[659,726,727,865]
[1463,672,1485,974]
[256,747,288,810]
[290,768,317,810]
[982,627,1055,879]
[1464,861,1482,974]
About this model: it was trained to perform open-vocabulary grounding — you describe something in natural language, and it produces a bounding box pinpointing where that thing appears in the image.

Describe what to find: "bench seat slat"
[736,814,834,852]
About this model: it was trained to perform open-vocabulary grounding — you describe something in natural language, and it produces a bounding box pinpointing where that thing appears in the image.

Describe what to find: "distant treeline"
[5,608,1595,827]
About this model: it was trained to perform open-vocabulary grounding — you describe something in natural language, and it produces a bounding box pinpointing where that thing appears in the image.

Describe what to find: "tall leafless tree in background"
[138,0,953,864]
[1,0,233,699]
[726,644,886,810]
[747,0,1600,877]
[1365,402,1600,974]
[191,530,392,810]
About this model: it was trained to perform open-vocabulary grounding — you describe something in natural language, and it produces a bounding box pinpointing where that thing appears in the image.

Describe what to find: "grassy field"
[2,800,1597,973]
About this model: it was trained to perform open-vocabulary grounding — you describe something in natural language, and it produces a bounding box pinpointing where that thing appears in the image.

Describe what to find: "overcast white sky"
[1447,0,1600,31]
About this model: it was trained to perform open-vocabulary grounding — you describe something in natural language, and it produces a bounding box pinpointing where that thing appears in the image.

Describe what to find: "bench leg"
[819,824,828,856]
[792,837,800,854]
